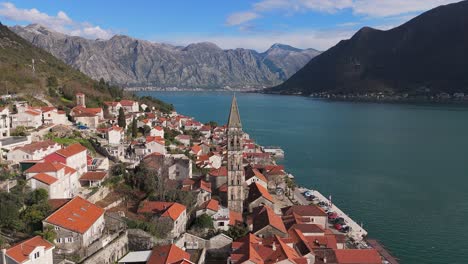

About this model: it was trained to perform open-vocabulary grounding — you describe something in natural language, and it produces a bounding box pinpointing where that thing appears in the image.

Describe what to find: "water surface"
[138,91,468,264]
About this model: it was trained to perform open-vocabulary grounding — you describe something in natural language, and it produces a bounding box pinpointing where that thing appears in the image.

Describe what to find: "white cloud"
[226,11,260,26]
[0,2,113,39]
[227,0,461,25]
[156,28,356,52]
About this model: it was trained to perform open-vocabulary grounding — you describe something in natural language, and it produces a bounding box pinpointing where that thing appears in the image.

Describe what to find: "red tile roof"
[334,249,382,264]
[248,182,274,203]
[25,161,66,173]
[229,210,243,226]
[5,236,54,263]
[147,244,191,264]
[44,196,104,234]
[71,106,103,116]
[79,171,107,181]
[55,143,87,158]
[190,145,202,154]
[230,234,305,264]
[281,205,328,217]
[200,199,219,212]
[32,173,58,185]
[252,205,287,235]
[13,140,59,155]
[25,109,41,116]
[209,166,227,177]
[138,201,186,221]
[120,100,136,107]
[146,136,165,145]
[199,180,211,193]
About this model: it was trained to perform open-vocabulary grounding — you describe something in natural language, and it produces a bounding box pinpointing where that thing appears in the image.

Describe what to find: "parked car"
[340,226,351,233]
[331,217,345,225]
[334,223,343,230]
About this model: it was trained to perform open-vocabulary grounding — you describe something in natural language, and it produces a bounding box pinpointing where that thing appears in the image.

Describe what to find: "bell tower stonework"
[227,95,245,213]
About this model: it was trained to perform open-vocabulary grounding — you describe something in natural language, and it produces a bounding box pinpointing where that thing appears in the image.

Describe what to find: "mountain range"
[0,23,173,112]
[11,24,320,90]
[268,0,468,96]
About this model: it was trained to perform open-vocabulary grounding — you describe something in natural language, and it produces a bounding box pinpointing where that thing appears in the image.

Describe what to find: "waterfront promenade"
[295,187,368,242]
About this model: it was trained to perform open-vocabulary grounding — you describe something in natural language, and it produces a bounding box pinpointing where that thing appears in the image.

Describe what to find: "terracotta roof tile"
[248,182,274,203]
[79,171,107,181]
[5,236,54,263]
[147,244,191,264]
[44,196,104,234]
[32,173,58,185]
[25,161,66,173]
[55,143,87,158]
[200,199,219,212]
[209,166,227,177]
[138,201,186,221]
[252,205,287,234]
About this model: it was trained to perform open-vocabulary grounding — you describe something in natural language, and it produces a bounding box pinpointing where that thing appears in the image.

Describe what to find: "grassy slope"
[0,22,173,112]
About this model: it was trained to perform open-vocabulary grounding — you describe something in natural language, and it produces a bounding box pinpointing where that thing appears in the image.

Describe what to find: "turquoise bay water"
[138,91,468,264]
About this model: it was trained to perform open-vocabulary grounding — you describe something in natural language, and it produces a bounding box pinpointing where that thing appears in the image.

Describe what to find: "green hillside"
[0,22,173,112]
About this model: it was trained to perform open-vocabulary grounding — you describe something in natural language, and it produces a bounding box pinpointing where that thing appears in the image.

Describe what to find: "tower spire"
[228,95,242,128]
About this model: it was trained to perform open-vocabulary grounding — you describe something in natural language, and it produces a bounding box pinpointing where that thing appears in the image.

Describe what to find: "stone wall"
[82,231,128,264]
[86,186,110,203]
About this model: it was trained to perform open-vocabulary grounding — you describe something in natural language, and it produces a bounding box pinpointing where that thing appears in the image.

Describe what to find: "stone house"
[44,143,88,177]
[251,205,287,238]
[120,100,139,113]
[145,136,166,155]
[149,126,164,138]
[1,236,54,264]
[7,140,61,163]
[25,161,79,199]
[245,167,268,189]
[175,135,190,147]
[247,182,274,213]
[13,108,42,128]
[281,205,328,230]
[41,107,68,125]
[137,201,187,239]
[42,197,105,255]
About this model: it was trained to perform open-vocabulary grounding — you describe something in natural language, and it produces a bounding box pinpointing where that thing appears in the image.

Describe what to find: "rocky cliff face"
[12,24,320,89]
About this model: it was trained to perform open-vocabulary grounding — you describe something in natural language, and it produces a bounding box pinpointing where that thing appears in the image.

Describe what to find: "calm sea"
[138,91,468,264]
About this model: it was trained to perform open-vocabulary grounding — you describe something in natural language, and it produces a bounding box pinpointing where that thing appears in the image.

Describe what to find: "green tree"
[131,117,138,138]
[223,225,249,240]
[142,125,151,136]
[118,108,126,128]
[47,76,58,96]
[35,226,57,243]
[193,214,213,229]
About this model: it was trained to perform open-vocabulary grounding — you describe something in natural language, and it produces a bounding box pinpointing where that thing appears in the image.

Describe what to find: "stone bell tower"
[227,95,245,213]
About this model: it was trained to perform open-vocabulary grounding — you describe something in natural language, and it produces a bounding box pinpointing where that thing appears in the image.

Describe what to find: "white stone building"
[7,140,61,163]
[25,161,80,199]
[1,236,54,264]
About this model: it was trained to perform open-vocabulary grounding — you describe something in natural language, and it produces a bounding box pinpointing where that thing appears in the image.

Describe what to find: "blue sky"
[0,0,461,51]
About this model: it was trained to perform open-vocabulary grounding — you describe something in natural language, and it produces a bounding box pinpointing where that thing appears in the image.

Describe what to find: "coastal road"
[295,187,368,242]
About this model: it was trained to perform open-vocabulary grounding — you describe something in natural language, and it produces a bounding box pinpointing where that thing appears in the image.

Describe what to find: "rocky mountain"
[11,24,320,89]
[0,23,173,112]
[268,0,468,96]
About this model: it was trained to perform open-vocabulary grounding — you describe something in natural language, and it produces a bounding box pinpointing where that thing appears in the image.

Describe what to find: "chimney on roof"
[272,242,276,251]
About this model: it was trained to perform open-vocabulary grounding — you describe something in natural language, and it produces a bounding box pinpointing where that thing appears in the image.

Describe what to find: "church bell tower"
[227,95,245,213]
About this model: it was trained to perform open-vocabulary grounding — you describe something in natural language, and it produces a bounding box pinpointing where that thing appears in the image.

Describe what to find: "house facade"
[1,236,54,264]
[42,197,105,255]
